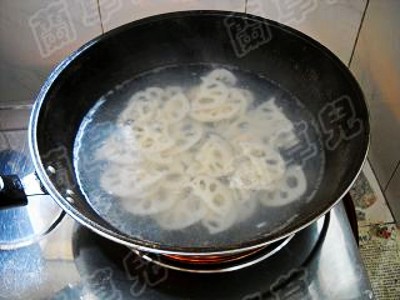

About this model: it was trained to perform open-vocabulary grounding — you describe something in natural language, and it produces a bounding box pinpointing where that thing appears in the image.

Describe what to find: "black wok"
[3,11,369,255]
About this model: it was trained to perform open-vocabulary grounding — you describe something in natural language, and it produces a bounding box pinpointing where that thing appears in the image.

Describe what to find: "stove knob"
[0,175,28,209]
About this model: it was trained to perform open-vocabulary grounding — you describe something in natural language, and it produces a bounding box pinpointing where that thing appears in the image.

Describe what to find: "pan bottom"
[131,232,297,273]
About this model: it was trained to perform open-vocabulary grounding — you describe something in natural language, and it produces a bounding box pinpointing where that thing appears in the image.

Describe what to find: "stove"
[0,106,374,299]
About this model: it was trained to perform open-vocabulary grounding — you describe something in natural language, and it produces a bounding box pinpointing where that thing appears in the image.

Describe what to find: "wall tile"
[246,0,366,64]
[385,164,400,224]
[100,0,245,31]
[350,0,400,190]
[0,107,31,130]
[0,0,102,104]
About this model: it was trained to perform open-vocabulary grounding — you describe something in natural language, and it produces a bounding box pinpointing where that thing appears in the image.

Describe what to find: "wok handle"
[0,175,28,209]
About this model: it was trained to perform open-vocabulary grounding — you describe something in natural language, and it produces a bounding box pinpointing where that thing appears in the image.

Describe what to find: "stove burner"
[72,213,329,299]
[164,246,271,265]
[136,234,294,273]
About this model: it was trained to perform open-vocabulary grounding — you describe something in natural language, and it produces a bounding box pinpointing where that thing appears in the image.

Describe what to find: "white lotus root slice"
[202,204,238,234]
[161,92,190,124]
[95,134,139,165]
[205,68,237,86]
[269,128,299,149]
[238,88,254,105]
[255,98,294,130]
[156,160,189,190]
[225,115,260,142]
[177,151,197,169]
[190,100,243,122]
[191,78,229,111]
[248,103,297,149]
[230,143,285,190]
[118,87,163,124]
[236,116,297,150]
[186,158,205,177]
[155,194,206,230]
[187,85,200,103]
[145,87,165,101]
[120,187,178,215]
[144,149,174,165]
[236,198,257,223]
[227,88,252,115]
[259,165,307,207]
[100,164,164,197]
[229,158,264,190]
[195,134,234,177]
[131,121,175,153]
[191,176,235,216]
[167,119,203,154]
[190,84,248,123]
[94,68,308,234]
[235,188,256,204]
[241,143,285,178]
[208,119,232,137]
[164,86,184,99]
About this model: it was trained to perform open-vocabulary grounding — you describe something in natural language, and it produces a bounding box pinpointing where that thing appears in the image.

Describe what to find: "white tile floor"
[355,161,395,226]
[352,161,400,299]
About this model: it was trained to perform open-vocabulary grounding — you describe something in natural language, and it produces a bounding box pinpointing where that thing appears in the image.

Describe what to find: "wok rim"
[29,10,370,256]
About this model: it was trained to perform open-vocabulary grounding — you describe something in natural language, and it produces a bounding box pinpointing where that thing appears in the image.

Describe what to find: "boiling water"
[73,64,325,248]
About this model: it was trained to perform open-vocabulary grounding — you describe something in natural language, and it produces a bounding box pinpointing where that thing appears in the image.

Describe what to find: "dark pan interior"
[31,11,369,254]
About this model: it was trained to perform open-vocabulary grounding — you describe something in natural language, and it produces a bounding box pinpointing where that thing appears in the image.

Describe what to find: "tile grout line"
[96,0,105,34]
[366,158,392,201]
[384,159,400,191]
[347,0,370,67]
[366,157,398,224]
[359,221,397,228]
[0,128,28,132]
[0,104,33,110]
[366,158,386,194]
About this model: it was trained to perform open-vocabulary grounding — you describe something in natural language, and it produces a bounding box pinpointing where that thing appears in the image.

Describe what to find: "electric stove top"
[0,106,374,299]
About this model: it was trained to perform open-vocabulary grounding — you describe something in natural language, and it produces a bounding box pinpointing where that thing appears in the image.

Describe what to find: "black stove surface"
[70,212,326,300]
[0,107,374,299]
